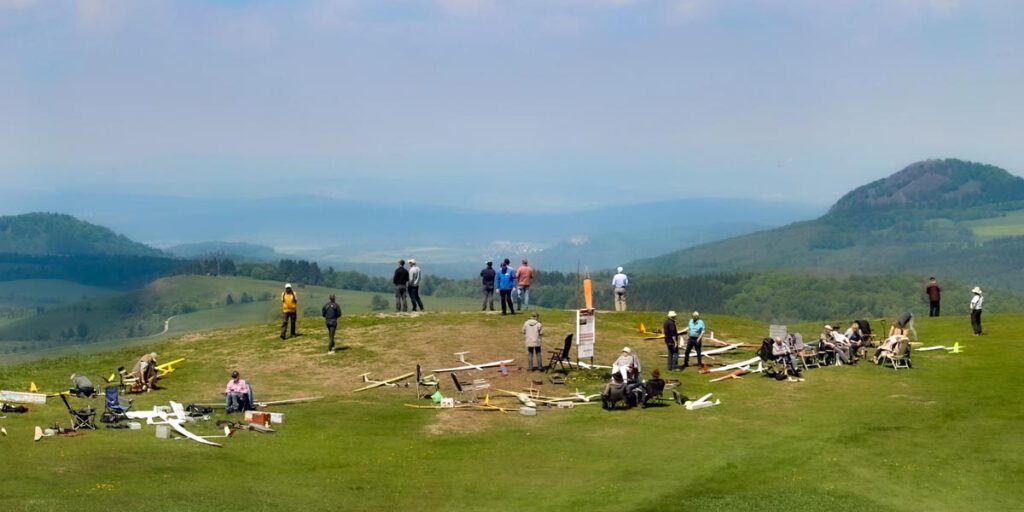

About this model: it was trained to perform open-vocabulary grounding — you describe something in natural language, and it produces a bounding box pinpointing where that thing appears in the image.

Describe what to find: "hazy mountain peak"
[830,158,1024,214]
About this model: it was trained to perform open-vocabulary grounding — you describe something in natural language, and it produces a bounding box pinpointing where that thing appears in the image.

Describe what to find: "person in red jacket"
[515,259,535,311]
[926,277,941,317]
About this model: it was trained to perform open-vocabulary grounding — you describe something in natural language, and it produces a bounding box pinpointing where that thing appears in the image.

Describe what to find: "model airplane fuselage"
[433,352,515,373]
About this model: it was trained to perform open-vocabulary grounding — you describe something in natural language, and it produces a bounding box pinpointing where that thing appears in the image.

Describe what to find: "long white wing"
[433,359,514,373]
[158,412,221,447]
[709,356,761,373]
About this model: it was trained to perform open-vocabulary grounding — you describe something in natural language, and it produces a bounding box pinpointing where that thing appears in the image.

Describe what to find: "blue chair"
[104,386,133,421]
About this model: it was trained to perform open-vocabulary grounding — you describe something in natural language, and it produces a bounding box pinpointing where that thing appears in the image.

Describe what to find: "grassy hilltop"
[0,310,1021,511]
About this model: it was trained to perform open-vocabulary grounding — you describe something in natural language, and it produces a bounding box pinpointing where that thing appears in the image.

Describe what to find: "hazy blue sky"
[2,0,1022,211]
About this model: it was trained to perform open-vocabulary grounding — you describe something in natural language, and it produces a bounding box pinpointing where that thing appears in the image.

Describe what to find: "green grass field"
[0,310,1020,511]
[963,210,1024,240]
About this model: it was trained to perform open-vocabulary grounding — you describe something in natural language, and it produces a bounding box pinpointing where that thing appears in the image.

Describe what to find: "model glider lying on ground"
[433,352,515,373]
[660,343,742,359]
[916,343,964,353]
[126,401,221,447]
[683,392,721,411]
[353,372,415,392]
[404,395,511,413]
[708,356,763,373]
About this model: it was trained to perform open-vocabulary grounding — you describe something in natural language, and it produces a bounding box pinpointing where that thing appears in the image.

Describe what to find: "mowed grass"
[0,310,1021,512]
[963,210,1024,240]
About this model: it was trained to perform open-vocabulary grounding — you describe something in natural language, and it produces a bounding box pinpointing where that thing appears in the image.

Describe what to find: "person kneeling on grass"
[772,336,804,382]
[225,370,250,413]
[69,373,96,398]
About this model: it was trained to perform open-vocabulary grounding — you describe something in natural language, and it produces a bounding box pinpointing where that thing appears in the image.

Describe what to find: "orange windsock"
[583,278,593,310]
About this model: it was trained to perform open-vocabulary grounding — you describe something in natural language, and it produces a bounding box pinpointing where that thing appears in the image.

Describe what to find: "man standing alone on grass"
[970,286,984,336]
[280,284,298,340]
[322,294,342,354]
[664,311,680,371]
[393,259,410,312]
[682,311,705,370]
[926,277,942,317]
[516,259,535,311]
[408,259,425,312]
[612,267,629,311]
[523,312,544,371]
[480,260,496,311]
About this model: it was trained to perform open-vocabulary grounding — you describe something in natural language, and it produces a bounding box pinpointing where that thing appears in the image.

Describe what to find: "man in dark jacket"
[926,277,941,317]
[393,260,410,312]
[663,311,680,371]
[322,294,342,354]
[480,261,496,311]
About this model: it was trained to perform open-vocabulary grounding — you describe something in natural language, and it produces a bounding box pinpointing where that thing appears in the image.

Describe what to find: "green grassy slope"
[0,311,1020,511]
[0,279,120,305]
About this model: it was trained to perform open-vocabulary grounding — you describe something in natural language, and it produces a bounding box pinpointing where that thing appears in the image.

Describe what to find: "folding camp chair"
[641,379,669,408]
[450,373,489,403]
[103,386,133,422]
[60,394,97,430]
[415,364,439,398]
[546,334,573,372]
[768,324,788,340]
[882,338,912,370]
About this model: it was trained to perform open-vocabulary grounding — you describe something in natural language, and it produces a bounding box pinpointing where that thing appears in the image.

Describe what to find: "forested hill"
[0,213,178,289]
[0,212,165,257]
[629,159,1024,289]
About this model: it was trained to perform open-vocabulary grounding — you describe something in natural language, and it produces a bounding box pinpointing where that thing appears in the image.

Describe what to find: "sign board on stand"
[576,309,596,359]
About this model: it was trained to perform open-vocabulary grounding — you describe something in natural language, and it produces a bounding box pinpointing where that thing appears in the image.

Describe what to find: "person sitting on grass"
[69,373,96,398]
[772,336,804,382]
[225,370,251,413]
[601,372,628,410]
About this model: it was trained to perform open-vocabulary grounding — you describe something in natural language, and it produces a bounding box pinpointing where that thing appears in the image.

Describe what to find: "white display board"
[576,308,596,359]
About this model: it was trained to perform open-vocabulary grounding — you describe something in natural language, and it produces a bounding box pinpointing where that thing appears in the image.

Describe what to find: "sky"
[2,0,1023,212]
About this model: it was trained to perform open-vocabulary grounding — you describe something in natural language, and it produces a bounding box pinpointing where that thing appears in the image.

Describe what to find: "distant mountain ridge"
[0,213,165,257]
[630,159,1024,289]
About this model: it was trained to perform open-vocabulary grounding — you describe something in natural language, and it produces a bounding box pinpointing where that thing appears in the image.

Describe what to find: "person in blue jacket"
[496,261,517,315]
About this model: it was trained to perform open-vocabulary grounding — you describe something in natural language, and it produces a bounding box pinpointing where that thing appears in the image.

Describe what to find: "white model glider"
[708,356,762,373]
[660,344,741,359]
[683,392,721,411]
[126,401,221,447]
[433,352,515,373]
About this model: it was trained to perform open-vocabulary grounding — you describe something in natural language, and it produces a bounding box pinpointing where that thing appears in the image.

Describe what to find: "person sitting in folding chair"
[69,373,96,398]
[772,336,804,382]
[612,347,641,384]
[874,335,907,365]
[601,372,629,410]
[224,371,251,413]
[641,370,668,407]
[821,325,852,365]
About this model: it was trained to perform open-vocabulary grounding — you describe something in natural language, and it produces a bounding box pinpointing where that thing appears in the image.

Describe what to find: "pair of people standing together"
[393,259,425,312]
[663,310,706,371]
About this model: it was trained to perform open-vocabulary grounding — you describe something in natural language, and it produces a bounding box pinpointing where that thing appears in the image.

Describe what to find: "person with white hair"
[612,347,641,383]
[408,259,425,312]
[682,311,706,370]
[611,267,629,311]
[970,286,984,336]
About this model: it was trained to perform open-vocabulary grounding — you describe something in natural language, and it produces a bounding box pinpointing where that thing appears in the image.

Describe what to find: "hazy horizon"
[2,1,1022,212]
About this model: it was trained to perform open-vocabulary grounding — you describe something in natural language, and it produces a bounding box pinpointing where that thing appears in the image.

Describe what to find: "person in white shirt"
[611,347,641,383]
[970,286,984,336]
[611,267,629,311]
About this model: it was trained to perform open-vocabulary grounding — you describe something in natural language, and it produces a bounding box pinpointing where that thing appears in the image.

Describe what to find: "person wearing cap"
[132,352,159,390]
[322,293,342,354]
[408,259,425,312]
[515,259,535,311]
[480,261,496,311]
[612,347,641,383]
[682,312,706,370]
[224,370,251,413]
[522,312,544,371]
[926,277,942,317]
[970,286,984,336]
[612,267,629,312]
[496,260,517,315]
[68,373,95,398]
[820,325,852,365]
[280,283,299,340]
[393,260,410,312]
[663,311,680,371]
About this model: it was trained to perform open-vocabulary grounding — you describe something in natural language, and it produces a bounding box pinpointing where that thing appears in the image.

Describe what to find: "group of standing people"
[480,258,534,315]
[392,259,425,313]
[661,310,706,371]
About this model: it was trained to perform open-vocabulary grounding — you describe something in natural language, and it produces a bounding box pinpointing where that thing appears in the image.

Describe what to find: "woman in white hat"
[970,286,984,336]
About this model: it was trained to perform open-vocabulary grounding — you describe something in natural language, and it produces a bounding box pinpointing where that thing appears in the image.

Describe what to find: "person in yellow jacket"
[280,283,299,340]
